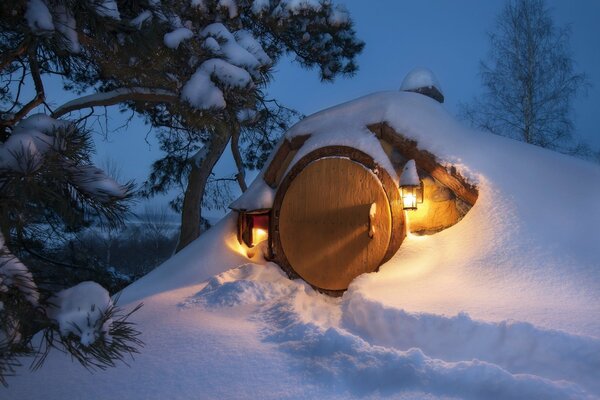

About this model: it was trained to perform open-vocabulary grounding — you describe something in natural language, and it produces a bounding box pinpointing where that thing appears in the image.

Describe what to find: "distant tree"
[462,0,588,152]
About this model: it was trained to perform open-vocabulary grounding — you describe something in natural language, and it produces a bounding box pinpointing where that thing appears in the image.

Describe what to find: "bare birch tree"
[462,0,588,152]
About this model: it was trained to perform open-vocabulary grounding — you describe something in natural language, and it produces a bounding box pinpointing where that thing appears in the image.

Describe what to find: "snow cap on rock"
[400,67,444,103]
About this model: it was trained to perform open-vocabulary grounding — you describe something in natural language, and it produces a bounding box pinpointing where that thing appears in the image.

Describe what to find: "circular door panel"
[278,157,392,291]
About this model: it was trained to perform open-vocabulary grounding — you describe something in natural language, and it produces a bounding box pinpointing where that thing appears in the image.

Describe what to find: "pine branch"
[0,43,45,129]
[52,88,179,119]
[0,38,30,72]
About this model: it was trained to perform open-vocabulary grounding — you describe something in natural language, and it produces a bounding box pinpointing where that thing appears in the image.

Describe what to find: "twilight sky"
[81,0,599,213]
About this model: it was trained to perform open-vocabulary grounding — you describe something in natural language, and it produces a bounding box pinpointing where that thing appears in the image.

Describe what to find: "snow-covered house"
[7,69,600,400]
[230,68,479,295]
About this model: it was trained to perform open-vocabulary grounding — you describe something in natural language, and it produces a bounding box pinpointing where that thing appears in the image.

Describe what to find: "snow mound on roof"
[232,91,468,211]
[400,67,443,93]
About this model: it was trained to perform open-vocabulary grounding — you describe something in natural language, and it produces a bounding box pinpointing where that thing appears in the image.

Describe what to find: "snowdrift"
[6,91,600,399]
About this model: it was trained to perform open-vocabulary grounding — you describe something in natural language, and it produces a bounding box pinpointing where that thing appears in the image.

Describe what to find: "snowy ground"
[6,92,600,399]
[7,213,600,399]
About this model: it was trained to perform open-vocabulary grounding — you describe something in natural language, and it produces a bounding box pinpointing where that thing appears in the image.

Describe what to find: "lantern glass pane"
[252,228,268,246]
[401,186,418,210]
[249,213,269,247]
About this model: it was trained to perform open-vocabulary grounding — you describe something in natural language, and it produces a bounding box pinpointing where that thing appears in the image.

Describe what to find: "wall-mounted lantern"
[399,159,423,210]
[238,210,270,248]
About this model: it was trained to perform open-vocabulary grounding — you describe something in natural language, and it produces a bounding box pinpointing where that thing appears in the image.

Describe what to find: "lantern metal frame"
[400,181,424,210]
[237,210,270,248]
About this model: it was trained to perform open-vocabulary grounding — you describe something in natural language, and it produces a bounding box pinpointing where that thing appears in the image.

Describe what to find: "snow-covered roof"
[231,90,471,210]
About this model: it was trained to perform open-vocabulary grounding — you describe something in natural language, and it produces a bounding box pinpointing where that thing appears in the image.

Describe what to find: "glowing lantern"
[399,159,423,210]
[238,211,270,247]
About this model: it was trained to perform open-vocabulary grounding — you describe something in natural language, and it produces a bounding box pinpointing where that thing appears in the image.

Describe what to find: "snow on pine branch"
[46,282,113,346]
[25,0,120,53]
[25,0,54,34]
[181,22,271,109]
[130,10,153,29]
[0,235,39,307]
[252,0,323,16]
[200,22,270,73]
[22,0,357,113]
[164,27,194,49]
[182,60,252,109]
[0,114,69,172]
[54,5,80,54]
[93,0,121,20]
[0,114,131,201]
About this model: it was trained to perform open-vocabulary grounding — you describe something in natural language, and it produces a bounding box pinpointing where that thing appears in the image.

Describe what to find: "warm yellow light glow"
[252,228,268,246]
[402,192,417,210]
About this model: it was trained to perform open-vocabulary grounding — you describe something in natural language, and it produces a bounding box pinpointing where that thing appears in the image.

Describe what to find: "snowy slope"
[6,92,600,399]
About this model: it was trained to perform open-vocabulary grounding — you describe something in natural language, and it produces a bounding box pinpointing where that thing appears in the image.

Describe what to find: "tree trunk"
[230,127,248,192]
[175,128,230,253]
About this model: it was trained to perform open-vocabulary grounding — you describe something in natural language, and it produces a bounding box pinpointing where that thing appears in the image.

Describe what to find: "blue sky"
[48,1,600,213]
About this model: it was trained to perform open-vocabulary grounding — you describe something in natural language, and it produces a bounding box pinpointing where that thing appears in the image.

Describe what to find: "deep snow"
[6,91,600,399]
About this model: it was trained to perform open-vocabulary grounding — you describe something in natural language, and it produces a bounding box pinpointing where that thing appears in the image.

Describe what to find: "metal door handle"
[368,203,376,239]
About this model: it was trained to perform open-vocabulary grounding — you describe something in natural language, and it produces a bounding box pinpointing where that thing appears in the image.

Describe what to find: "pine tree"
[3,0,364,252]
[1,0,363,382]
[1,1,144,384]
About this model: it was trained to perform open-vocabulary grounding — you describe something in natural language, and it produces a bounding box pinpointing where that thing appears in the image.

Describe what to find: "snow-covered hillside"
[6,92,600,399]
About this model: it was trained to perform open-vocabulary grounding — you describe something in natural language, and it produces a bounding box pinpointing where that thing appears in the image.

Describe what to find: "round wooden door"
[278,157,392,291]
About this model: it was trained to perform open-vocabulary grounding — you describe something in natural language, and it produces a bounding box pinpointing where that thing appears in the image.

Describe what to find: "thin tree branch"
[6,60,27,113]
[51,88,179,119]
[0,43,45,128]
[0,38,30,72]
[230,126,247,192]
[21,243,99,272]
